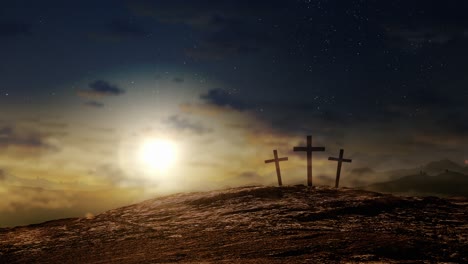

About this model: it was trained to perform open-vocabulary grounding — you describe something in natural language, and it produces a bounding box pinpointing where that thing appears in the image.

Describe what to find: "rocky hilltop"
[1,186,467,263]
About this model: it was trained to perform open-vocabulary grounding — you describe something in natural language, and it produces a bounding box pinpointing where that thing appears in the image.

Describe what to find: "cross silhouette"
[265,150,288,186]
[293,135,325,186]
[328,149,352,188]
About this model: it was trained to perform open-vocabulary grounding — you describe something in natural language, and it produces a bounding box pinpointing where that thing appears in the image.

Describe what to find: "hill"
[348,159,468,188]
[364,171,468,197]
[0,186,467,263]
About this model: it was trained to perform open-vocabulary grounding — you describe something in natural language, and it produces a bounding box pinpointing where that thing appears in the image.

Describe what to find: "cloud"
[0,126,13,137]
[442,116,468,137]
[385,25,461,48]
[166,115,213,135]
[0,169,5,181]
[0,20,31,37]
[238,171,261,180]
[0,186,74,212]
[172,77,184,83]
[381,3,468,50]
[0,185,147,227]
[127,0,230,28]
[200,88,250,111]
[237,171,264,185]
[83,101,105,108]
[77,80,125,99]
[107,19,148,37]
[90,163,129,185]
[90,19,149,41]
[185,20,272,59]
[0,125,58,152]
[127,0,280,59]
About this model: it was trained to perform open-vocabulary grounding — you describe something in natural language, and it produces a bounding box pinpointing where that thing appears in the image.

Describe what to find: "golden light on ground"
[139,138,178,171]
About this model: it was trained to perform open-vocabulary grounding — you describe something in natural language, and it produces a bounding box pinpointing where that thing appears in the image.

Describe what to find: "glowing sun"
[139,139,177,171]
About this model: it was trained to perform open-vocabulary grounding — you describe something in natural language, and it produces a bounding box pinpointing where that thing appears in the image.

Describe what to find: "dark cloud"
[78,80,125,99]
[127,0,238,28]
[237,171,264,185]
[0,169,6,181]
[185,20,272,59]
[84,101,105,108]
[386,26,458,48]
[128,0,281,59]
[380,1,468,49]
[238,171,261,179]
[405,88,453,108]
[0,20,31,37]
[89,80,125,95]
[128,0,285,28]
[200,88,250,111]
[0,126,57,151]
[89,19,149,42]
[434,112,468,138]
[165,115,212,135]
[90,164,129,185]
[107,19,148,38]
[172,77,184,83]
[0,126,13,137]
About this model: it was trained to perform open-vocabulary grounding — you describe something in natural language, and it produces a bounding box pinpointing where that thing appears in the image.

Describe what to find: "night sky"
[1,1,467,226]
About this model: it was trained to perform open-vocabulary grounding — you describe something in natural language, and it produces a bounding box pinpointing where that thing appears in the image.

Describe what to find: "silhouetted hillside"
[1,186,466,263]
[364,171,468,197]
[347,160,467,187]
[424,159,467,175]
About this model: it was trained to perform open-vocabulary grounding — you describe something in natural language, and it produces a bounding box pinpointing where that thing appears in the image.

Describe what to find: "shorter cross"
[328,149,352,188]
[265,150,288,186]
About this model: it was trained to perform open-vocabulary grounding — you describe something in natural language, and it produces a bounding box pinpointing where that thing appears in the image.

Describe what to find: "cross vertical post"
[328,149,352,188]
[306,136,312,186]
[293,135,325,187]
[265,150,288,186]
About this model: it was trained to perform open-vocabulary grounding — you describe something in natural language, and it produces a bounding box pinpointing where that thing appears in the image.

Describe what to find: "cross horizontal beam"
[265,157,288,163]
[328,157,352,163]
[293,146,325,151]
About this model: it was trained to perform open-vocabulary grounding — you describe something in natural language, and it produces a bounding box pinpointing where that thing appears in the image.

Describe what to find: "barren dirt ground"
[1,185,467,263]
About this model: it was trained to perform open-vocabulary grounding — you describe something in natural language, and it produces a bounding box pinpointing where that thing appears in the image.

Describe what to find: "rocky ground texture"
[1,185,467,263]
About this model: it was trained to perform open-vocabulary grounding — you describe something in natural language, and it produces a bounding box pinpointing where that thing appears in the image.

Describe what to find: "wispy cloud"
[200,88,250,111]
[89,19,149,41]
[0,125,58,153]
[83,101,105,108]
[0,169,6,181]
[77,80,125,108]
[165,115,213,135]
[127,0,279,59]
[172,77,184,83]
[78,80,125,99]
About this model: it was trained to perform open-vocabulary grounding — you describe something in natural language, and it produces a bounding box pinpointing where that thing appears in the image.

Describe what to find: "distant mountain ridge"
[363,171,468,197]
[423,159,467,175]
[351,159,468,196]
[349,159,467,181]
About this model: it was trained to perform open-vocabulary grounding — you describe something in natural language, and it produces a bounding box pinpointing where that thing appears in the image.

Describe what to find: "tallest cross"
[293,135,325,187]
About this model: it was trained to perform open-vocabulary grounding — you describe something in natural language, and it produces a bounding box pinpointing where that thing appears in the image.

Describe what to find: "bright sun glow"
[139,139,177,171]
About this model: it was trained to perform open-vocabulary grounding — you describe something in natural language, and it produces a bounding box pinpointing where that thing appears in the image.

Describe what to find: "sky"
[1,0,467,227]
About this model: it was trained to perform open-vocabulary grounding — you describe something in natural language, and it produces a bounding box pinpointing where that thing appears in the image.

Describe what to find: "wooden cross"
[293,135,325,187]
[328,149,352,188]
[265,150,288,186]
